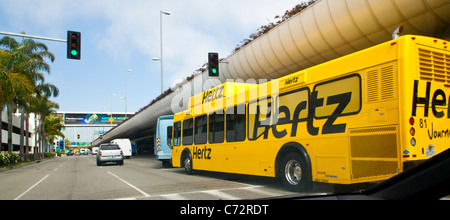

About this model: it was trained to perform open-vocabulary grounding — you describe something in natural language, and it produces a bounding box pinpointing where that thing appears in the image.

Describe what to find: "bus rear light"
[410,127,415,136]
[411,138,416,146]
[409,117,414,125]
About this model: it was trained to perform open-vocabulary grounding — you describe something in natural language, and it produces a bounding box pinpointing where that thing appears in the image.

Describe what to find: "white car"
[111,139,132,159]
[96,144,124,166]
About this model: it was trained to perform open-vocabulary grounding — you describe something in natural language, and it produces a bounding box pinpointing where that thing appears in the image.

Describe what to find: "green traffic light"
[71,50,78,56]
[212,68,217,74]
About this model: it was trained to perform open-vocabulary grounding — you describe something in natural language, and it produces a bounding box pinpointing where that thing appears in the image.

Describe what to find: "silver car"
[96,144,124,166]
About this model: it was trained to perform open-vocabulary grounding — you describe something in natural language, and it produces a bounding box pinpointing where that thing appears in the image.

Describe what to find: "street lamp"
[110,93,116,127]
[159,10,171,94]
[124,69,132,118]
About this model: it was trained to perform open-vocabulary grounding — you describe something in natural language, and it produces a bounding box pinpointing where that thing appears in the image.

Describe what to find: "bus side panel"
[346,60,402,183]
[172,147,181,167]
[309,60,402,184]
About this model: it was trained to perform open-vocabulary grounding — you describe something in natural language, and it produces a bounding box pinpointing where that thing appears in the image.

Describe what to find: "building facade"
[1,109,37,154]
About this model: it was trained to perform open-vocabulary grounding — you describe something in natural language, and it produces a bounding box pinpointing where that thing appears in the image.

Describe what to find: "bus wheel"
[183,152,194,175]
[280,153,312,191]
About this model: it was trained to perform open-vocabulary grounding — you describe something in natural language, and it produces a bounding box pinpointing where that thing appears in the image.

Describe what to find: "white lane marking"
[160,193,189,200]
[241,186,280,197]
[107,171,150,197]
[112,185,284,200]
[202,189,241,200]
[14,174,50,200]
[115,197,138,200]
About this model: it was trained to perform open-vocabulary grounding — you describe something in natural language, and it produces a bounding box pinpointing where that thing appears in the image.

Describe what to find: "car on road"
[110,139,132,159]
[96,144,124,166]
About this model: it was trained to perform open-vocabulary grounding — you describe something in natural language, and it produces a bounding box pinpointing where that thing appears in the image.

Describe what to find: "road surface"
[1,155,332,200]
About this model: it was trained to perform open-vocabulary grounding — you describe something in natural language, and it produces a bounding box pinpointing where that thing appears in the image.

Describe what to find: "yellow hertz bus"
[171,35,450,191]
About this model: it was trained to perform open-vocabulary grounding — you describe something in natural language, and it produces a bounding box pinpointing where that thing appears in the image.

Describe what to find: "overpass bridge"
[92,0,450,151]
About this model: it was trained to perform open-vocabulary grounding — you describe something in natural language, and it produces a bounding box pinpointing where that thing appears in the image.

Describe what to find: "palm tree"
[0,40,34,153]
[44,114,65,151]
[30,96,59,158]
[24,82,59,159]
[17,37,56,160]
[0,34,57,160]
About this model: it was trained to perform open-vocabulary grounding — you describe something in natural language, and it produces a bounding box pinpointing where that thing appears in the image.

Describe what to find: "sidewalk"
[0,156,55,173]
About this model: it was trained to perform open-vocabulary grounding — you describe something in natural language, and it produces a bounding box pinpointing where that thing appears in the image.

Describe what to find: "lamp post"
[125,69,131,118]
[159,10,171,94]
[110,93,116,127]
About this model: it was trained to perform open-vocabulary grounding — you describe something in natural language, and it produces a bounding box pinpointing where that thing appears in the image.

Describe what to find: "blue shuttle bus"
[155,115,174,167]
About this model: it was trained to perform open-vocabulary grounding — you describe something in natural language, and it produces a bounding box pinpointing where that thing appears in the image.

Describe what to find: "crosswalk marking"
[160,193,189,200]
[241,186,280,197]
[202,189,242,200]
[112,184,289,200]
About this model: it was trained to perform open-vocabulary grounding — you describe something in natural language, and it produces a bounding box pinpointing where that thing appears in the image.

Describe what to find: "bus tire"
[182,151,194,175]
[280,153,312,192]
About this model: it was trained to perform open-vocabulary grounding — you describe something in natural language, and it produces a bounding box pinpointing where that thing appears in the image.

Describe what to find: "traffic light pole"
[1,31,80,60]
[0,31,66,42]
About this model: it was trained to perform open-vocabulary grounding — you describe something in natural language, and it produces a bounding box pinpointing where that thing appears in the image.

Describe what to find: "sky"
[0,0,306,113]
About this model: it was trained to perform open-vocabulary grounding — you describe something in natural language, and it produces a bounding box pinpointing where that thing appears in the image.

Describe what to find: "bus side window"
[167,126,173,146]
[182,118,194,145]
[194,115,207,145]
[209,112,224,144]
[173,122,181,146]
[226,104,246,142]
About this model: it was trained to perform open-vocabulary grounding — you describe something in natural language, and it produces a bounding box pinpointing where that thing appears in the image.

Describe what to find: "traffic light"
[77,134,80,139]
[208,52,219,77]
[67,31,81,60]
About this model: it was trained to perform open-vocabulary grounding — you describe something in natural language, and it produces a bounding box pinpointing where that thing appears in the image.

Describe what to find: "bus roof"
[158,115,174,120]
[186,82,258,114]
